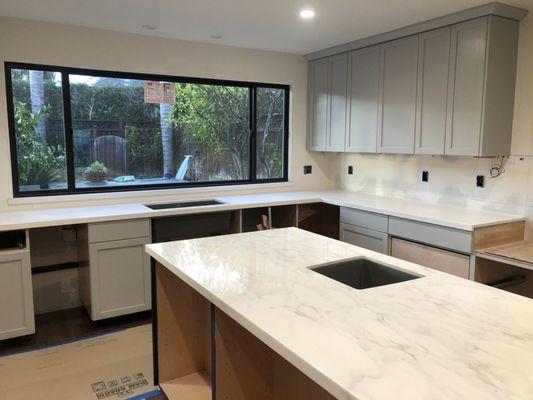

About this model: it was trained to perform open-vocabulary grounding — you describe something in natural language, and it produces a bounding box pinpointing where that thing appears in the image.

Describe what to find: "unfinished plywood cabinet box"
[154,262,335,400]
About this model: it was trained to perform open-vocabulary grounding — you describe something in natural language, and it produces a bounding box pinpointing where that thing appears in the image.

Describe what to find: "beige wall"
[0,16,333,211]
[333,12,533,236]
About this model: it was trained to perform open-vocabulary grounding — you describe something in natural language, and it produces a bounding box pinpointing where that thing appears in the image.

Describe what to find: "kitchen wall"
[0,16,333,211]
[331,11,533,237]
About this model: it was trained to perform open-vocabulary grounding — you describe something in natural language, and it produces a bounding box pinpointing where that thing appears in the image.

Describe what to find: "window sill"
[7,181,295,206]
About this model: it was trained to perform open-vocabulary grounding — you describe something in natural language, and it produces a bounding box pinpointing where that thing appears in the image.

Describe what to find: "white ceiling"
[0,0,531,54]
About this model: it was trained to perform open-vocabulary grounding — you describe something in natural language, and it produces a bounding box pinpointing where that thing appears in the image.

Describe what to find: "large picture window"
[5,63,289,197]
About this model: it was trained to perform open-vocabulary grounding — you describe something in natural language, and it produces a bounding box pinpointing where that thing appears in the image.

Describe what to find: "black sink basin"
[311,258,421,290]
[145,199,224,210]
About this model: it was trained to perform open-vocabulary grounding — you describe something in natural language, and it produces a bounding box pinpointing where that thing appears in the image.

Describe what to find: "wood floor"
[0,306,151,356]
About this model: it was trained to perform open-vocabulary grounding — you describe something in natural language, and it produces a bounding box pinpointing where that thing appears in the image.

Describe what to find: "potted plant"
[84,161,108,182]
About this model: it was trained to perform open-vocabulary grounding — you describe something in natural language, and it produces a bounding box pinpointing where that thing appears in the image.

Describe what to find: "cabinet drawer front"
[88,219,150,243]
[391,238,470,278]
[388,217,471,253]
[340,224,389,254]
[340,207,388,232]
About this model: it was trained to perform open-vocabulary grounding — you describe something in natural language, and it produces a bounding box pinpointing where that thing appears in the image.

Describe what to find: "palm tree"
[159,103,174,178]
[29,70,46,139]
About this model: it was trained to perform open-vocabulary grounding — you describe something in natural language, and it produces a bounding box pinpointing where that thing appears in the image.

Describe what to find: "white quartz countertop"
[146,228,533,400]
[0,190,524,232]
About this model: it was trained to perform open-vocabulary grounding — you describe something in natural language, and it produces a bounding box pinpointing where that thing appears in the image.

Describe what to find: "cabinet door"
[346,46,380,152]
[391,237,470,278]
[0,251,35,340]
[445,18,488,156]
[415,27,451,155]
[308,58,331,151]
[89,237,151,320]
[340,223,389,254]
[378,36,419,154]
[327,53,348,152]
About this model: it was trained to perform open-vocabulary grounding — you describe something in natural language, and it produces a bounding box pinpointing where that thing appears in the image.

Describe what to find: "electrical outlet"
[476,175,485,188]
[348,165,354,175]
[422,170,429,182]
[303,165,312,175]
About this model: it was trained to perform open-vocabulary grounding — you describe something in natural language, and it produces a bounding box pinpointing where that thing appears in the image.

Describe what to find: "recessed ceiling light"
[142,24,158,30]
[209,34,223,40]
[300,9,315,19]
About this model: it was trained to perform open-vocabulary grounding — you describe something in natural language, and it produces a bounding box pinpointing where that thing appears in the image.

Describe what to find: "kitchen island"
[146,228,533,400]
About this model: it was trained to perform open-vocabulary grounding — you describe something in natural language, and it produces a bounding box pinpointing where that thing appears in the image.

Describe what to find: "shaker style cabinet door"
[308,58,331,151]
[88,237,151,320]
[445,18,488,156]
[0,251,35,340]
[378,36,419,154]
[415,27,451,155]
[308,54,347,151]
[345,46,380,153]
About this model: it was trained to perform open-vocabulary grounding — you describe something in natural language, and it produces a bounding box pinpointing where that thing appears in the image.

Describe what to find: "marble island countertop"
[146,228,533,400]
[0,190,525,232]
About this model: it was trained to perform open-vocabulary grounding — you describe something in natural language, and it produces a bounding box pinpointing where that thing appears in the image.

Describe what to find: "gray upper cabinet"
[445,18,487,156]
[307,54,347,152]
[415,27,451,155]
[345,46,380,152]
[446,16,518,156]
[308,58,330,151]
[307,14,520,156]
[378,36,419,154]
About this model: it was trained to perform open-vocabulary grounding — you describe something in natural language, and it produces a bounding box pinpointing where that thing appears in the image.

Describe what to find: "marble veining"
[0,190,525,232]
[146,228,533,400]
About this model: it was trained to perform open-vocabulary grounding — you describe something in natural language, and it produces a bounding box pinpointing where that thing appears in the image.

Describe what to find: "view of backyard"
[10,68,286,193]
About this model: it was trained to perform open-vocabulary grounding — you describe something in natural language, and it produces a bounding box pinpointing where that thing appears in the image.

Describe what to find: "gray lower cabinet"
[378,36,419,154]
[415,27,451,155]
[345,45,380,152]
[340,223,389,254]
[0,251,35,340]
[308,54,348,152]
[81,220,151,321]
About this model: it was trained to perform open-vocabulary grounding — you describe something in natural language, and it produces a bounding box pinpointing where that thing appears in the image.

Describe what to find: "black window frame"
[5,61,290,198]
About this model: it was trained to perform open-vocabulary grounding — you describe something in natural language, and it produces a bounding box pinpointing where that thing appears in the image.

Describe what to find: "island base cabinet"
[154,262,336,400]
[0,251,35,340]
[216,310,336,400]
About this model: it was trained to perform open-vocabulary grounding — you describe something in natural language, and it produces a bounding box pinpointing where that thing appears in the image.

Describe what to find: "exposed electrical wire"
[489,156,506,178]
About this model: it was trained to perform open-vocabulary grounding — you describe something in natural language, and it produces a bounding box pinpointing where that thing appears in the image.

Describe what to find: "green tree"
[170,84,249,179]
[14,101,66,188]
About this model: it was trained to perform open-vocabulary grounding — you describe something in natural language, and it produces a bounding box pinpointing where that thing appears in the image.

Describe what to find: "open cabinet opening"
[155,263,212,399]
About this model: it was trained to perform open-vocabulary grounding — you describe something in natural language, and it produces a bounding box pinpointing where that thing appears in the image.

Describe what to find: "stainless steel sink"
[311,258,421,290]
[145,199,224,210]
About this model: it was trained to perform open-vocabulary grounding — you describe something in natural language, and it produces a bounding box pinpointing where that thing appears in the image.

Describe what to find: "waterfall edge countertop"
[0,190,525,232]
[146,228,533,400]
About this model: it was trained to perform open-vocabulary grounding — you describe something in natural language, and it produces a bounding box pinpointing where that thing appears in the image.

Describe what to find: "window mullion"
[61,72,75,192]
[250,86,257,182]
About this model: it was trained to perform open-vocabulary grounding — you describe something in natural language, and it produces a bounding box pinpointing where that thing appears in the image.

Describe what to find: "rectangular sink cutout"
[311,258,421,290]
[145,199,224,210]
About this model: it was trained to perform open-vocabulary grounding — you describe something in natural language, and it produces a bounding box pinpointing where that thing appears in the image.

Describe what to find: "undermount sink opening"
[310,257,422,290]
[145,199,225,210]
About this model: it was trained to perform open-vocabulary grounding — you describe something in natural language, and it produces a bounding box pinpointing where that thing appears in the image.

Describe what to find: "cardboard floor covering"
[0,324,155,400]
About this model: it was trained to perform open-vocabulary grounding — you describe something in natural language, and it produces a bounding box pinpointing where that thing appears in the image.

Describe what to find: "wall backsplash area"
[330,154,533,237]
